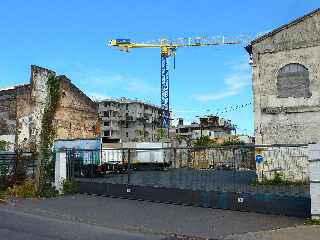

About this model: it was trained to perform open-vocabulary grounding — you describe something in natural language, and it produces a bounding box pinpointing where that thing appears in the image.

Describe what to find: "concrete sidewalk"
[0,194,305,239]
[223,225,320,240]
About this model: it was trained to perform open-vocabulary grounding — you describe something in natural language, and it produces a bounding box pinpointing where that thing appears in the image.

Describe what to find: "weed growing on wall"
[36,73,61,192]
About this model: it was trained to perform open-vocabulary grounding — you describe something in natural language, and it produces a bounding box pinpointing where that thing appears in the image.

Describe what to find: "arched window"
[277,63,311,98]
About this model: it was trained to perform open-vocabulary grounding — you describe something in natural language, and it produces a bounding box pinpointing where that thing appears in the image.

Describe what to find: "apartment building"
[98,98,164,143]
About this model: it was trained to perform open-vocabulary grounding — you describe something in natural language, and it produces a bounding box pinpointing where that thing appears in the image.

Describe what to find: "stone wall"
[0,65,99,151]
[0,88,16,150]
[0,89,16,135]
[251,11,320,145]
[16,85,32,150]
[54,76,98,139]
[29,65,54,151]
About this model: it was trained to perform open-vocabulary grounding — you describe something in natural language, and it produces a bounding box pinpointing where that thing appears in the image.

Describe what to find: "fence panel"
[66,145,310,216]
[0,152,37,189]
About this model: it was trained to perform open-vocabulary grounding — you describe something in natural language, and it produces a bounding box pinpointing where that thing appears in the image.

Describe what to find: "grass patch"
[252,173,309,186]
[304,218,320,225]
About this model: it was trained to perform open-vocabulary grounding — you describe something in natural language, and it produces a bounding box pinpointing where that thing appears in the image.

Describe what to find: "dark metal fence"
[67,145,309,197]
[64,145,311,217]
[0,152,37,189]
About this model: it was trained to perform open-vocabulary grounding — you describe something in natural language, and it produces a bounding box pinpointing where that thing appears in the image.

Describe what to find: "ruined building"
[0,65,98,151]
[246,8,320,145]
[175,116,236,140]
[98,98,164,143]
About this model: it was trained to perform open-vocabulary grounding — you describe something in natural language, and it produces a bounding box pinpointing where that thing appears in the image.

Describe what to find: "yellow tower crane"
[108,36,242,134]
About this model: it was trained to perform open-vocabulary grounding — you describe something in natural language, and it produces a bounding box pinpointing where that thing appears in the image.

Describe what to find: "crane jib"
[109,36,246,135]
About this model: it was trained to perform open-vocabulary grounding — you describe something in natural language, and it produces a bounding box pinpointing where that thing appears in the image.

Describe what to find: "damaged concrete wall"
[54,76,98,140]
[26,65,54,151]
[16,85,32,150]
[0,88,16,150]
[0,65,99,152]
[251,11,320,145]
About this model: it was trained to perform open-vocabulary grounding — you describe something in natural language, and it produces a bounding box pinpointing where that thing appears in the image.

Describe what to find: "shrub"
[0,140,9,151]
[253,172,309,186]
[6,181,37,198]
[0,190,6,200]
[38,183,59,198]
[221,140,245,146]
[305,218,320,225]
[62,180,79,195]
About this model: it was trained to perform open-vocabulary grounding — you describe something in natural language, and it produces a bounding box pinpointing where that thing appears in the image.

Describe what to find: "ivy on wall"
[36,73,61,192]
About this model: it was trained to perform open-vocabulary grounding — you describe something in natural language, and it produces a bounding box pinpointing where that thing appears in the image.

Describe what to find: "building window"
[104,130,110,137]
[277,63,311,98]
[104,121,109,126]
[126,132,129,138]
[103,111,109,117]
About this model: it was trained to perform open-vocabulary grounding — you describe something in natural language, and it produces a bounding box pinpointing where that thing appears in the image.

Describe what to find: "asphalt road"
[3,195,304,239]
[0,206,165,240]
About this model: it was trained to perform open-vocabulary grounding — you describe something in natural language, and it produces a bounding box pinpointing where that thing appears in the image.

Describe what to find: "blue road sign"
[256,154,264,163]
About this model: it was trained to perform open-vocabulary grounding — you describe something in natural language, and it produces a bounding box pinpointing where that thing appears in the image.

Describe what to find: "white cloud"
[194,61,251,101]
[76,69,157,95]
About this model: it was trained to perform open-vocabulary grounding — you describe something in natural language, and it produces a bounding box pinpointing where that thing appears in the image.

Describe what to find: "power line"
[173,101,252,117]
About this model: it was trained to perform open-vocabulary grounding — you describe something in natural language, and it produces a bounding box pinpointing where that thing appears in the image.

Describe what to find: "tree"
[192,136,216,147]
[156,128,166,141]
[174,133,184,144]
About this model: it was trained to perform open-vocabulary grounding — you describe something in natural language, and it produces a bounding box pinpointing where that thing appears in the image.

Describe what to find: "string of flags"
[215,102,252,115]
[172,101,253,121]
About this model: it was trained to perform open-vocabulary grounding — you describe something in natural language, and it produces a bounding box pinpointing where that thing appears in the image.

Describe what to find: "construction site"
[1,3,320,240]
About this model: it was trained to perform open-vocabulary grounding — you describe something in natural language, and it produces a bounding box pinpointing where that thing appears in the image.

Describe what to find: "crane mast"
[108,37,242,135]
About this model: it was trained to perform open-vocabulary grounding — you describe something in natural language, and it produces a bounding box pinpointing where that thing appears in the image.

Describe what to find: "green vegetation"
[0,140,9,151]
[252,173,309,186]
[304,218,320,225]
[193,136,216,147]
[0,190,5,200]
[6,181,38,198]
[174,133,185,144]
[38,183,59,198]
[221,140,245,146]
[156,128,167,140]
[5,180,58,198]
[192,136,245,147]
[62,180,79,195]
[36,73,61,192]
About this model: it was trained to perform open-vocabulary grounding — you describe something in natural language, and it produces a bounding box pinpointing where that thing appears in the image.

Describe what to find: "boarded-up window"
[277,63,311,98]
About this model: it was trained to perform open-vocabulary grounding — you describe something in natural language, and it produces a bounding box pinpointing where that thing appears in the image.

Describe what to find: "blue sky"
[0,0,319,135]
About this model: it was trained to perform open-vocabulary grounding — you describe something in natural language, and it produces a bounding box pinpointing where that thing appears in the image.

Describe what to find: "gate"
[66,145,310,217]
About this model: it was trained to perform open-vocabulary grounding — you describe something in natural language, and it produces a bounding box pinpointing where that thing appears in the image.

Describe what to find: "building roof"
[245,8,320,54]
[98,97,163,110]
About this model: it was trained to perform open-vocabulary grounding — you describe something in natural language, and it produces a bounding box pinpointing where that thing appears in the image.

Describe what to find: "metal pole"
[127,149,131,185]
